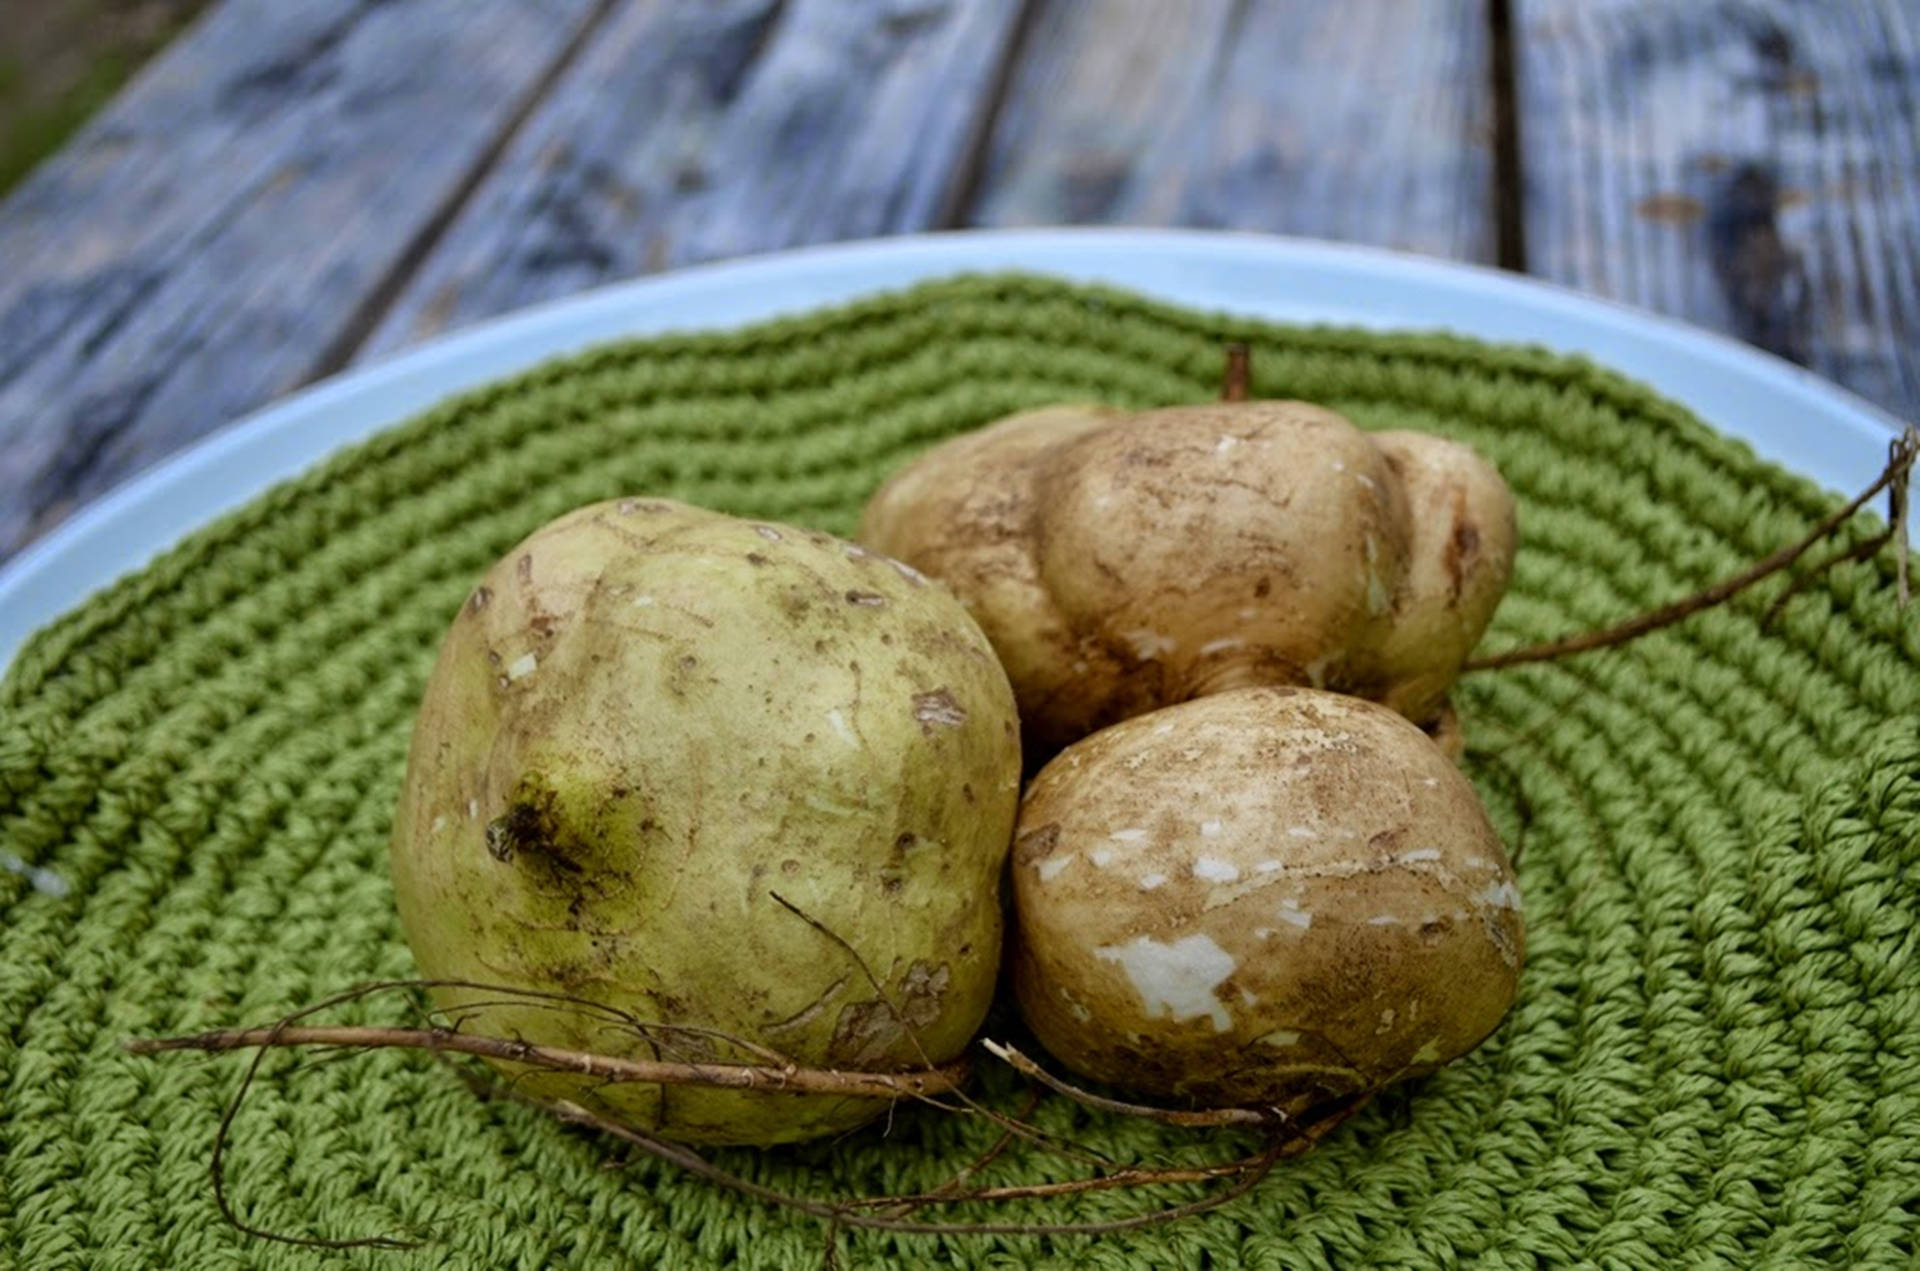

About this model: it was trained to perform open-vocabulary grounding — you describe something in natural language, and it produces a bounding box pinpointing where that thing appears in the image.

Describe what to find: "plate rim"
[1,226,1907,672]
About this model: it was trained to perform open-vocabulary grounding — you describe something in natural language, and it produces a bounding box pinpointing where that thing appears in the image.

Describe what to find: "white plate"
[0,227,1908,672]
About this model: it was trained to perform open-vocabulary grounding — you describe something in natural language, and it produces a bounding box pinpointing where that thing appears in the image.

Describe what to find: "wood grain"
[962,0,1497,262]
[360,0,1029,359]
[1515,0,1920,422]
[0,0,609,558]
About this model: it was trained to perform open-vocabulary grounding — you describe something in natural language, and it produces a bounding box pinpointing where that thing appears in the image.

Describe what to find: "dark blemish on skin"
[962,783,975,804]
[1254,578,1272,599]
[895,832,915,848]
[1420,918,1450,942]
[746,553,770,566]
[1016,826,1065,863]
[487,650,502,666]
[781,859,800,876]
[467,586,492,615]
[1442,485,1480,603]
[883,877,904,895]
[845,590,886,607]
[529,614,557,639]
[1368,827,1405,855]
[484,789,582,874]
[912,689,968,734]
[881,634,894,645]
[517,554,534,585]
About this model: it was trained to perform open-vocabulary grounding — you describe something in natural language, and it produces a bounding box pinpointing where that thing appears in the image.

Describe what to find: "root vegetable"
[1009,686,1523,1110]
[859,400,1516,754]
[389,499,1021,1145]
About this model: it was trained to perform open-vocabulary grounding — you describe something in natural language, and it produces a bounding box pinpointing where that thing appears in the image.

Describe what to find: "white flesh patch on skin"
[1200,819,1224,838]
[1037,855,1075,882]
[1254,860,1283,873]
[1421,777,1440,787]
[466,799,479,819]
[754,525,782,541]
[430,815,448,834]
[1199,638,1245,655]
[1109,828,1149,843]
[506,652,538,681]
[633,595,655,607]
[1094,934,1238,1032]
[826,709,857,745]
[1368,915,1401,925]
[1122,629,1177,660]
[1476,879,1523,911]
[1261,1029,1302,1048]
[1276,899,1312,929]
[1153,723,1176,735]
[1287,826,1315,839]
[1089,847,1115,868]
[1193,857,1240,883]
[1399,848,1443,863]
[1215,435,1240,454]
[1139,872,1169,890]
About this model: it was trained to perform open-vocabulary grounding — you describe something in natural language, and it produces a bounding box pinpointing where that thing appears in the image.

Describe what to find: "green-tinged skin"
[389,499,1021,1146]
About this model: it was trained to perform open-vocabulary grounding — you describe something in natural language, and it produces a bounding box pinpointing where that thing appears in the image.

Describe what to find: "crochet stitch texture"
[2,274,1916,1269]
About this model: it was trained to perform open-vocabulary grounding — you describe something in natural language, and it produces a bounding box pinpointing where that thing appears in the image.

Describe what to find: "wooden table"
[2,0,1914,562]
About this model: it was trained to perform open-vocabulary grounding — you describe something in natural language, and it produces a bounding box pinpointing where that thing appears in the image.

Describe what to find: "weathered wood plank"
[1515,0,1920,422]
[360,0,1029,359]
[961,0,1496,262]
[0,0,609,558]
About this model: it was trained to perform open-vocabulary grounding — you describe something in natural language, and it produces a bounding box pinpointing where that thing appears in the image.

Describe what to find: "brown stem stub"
[1221,343,1252,402]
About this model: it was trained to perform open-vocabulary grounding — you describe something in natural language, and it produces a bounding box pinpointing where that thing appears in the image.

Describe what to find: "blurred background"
[1,0,1913,561]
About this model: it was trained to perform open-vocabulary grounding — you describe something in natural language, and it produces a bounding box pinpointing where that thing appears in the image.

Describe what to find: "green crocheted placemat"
[3,274,1916,1269]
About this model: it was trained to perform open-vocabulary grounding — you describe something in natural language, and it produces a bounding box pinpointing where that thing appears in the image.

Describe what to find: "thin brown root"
[981,1040,1278,1128]
[1221,342,1252,402]
[866,1088,1042,1219]
[127,1024,970,1101]
[553,1099,1293,1237]
[1762,526,1896,625]
[763,891,1117,1171]
[1466,425,1916,671]
[854,1149,1267,1211]
[130,975,1382,1249]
